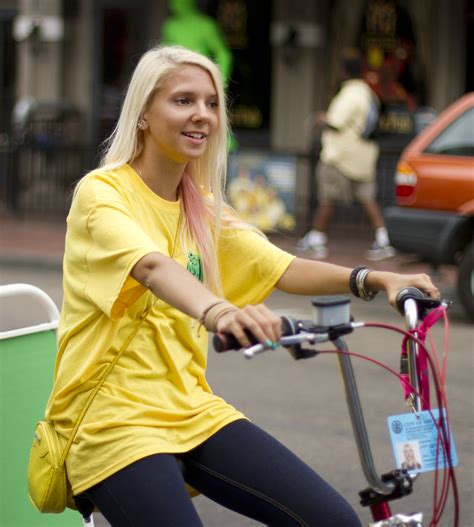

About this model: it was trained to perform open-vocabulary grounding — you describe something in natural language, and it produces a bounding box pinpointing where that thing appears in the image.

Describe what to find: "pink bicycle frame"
[333,297,431,525]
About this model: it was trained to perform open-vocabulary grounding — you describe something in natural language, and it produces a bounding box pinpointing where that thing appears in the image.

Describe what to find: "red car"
[386,92,474,320]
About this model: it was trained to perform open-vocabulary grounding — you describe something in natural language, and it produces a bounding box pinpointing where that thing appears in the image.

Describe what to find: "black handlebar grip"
[213,331,252,353]
[395,287,426,315]
[213,315,298,352]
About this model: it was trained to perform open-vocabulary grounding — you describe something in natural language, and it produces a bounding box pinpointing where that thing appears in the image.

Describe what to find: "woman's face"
[403,444,415,461]
[142,64,219,163]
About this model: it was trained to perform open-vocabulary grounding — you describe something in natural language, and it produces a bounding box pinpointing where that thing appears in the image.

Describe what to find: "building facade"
[0,0,471,226]
[1,0,471,148]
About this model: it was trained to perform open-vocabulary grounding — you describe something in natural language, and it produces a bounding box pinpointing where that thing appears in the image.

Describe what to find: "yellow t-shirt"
[45,164,295,495]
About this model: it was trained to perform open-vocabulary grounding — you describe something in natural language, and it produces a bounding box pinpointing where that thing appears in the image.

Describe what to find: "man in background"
[298,50,395,261]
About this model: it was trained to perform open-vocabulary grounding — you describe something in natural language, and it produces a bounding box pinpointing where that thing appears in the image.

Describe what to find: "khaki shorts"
[316,161,376,203]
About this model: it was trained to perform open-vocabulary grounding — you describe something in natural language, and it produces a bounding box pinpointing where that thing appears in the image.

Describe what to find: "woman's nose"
[192,102,210,122]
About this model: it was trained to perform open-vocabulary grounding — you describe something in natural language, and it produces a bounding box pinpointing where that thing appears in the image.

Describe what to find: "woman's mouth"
[182,131,207,140]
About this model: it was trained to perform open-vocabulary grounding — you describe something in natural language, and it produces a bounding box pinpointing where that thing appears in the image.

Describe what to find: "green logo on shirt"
[187,253,203,282]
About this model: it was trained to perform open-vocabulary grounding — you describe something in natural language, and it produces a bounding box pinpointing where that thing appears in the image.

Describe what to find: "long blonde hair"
[100,45,232,292]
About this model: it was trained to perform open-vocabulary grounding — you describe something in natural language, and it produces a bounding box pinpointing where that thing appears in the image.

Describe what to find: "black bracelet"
[349,266,367,298]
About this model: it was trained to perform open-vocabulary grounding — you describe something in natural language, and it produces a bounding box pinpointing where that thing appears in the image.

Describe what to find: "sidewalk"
[1,215,456,286]
[1,216,67,268]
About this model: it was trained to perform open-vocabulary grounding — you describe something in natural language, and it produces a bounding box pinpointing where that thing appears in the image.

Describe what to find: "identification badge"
[387,409,458,474]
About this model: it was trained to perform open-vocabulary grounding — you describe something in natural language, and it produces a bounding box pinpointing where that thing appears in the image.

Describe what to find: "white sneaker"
[297,231,327,249]
[365,242,396,261]
[297,231,328,259]
[308,244,329,259]
[296,232,313,251]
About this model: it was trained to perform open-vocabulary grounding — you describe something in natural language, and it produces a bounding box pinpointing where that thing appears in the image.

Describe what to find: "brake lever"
[243,333,325,359]
[288,344,319,360]
[418,297,450,320]
[243,343,266,358]
[244,343,317,360]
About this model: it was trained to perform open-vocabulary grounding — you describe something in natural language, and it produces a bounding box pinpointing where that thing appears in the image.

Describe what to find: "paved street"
[1,261,472,526]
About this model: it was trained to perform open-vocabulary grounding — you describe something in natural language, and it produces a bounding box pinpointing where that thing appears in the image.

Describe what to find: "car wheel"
[457,241,474,321]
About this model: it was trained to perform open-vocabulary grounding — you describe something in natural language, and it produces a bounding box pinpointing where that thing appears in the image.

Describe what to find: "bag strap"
[59,302,155,465]
[346,83,379,137]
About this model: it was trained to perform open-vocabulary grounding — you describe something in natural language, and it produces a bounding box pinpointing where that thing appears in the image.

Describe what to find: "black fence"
[0,141,402,234]
[0,142,98,218]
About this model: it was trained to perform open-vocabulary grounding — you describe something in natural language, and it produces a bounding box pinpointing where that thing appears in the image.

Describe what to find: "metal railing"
[0,141,98,218]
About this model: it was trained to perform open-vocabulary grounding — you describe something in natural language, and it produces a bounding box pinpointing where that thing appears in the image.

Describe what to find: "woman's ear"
[138,112,149,131]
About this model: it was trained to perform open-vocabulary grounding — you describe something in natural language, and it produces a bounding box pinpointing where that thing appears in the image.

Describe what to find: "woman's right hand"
[366,271,441,309]
[214,304,282,349]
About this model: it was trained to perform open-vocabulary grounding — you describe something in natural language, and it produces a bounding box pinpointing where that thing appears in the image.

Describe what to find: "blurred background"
[0,0,472,228]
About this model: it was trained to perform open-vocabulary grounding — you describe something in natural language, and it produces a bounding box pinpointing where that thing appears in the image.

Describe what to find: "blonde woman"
[401,443,422,471]
[46,46,439,526]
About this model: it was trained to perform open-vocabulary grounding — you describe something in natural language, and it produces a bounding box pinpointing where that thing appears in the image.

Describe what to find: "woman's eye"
[175,98,190,105]
[208,100,219,109]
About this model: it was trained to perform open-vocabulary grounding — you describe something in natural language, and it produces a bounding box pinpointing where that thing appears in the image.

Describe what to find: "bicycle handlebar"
[395,286,444,317]
[212,289,452,506]
[213,289,444,354]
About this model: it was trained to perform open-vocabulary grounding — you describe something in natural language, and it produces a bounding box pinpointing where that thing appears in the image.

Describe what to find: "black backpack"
[361,94,380,139]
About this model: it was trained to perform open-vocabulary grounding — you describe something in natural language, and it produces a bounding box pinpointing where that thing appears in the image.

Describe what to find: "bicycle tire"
[457,241,474,321]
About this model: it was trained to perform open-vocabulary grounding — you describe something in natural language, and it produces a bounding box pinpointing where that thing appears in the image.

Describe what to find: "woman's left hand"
[365,271,441,308]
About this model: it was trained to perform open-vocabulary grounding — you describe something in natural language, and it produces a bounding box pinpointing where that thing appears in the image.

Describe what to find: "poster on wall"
[227,150,297,232]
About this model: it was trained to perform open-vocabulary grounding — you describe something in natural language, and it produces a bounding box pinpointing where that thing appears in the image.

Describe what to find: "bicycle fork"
[333,336,422,527]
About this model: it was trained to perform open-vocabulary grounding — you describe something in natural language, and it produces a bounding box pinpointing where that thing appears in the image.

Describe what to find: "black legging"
[85,419,361,526]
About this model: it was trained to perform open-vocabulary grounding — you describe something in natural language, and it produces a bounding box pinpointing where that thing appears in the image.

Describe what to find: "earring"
[137,121,143,130]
